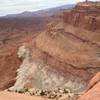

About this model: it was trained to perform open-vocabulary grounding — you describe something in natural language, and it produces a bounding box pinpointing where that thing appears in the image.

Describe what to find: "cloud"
[0,0,98,16]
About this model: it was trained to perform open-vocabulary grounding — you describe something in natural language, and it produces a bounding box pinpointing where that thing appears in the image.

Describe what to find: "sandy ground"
[0,91,48,100]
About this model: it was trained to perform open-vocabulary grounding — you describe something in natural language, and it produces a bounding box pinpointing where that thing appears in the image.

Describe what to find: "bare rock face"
[63,2,100,32]
[0,50,21,90]
[36,27,100,82]
[85,72,100,92]
[9,44,85,93]
[9,45,34,92]
[78,72,100,100]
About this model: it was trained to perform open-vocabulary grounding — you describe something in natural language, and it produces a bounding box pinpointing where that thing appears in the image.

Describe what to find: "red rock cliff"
[63,2,100,32]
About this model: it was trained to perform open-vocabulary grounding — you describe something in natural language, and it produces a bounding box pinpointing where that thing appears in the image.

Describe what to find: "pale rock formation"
[8,44,85,93]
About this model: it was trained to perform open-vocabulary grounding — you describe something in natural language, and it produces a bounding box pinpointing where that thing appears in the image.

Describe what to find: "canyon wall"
[63,2,100,32]
[0,2,100,94]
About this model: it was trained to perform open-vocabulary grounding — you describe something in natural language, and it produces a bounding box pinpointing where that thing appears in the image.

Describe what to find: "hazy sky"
[0,0,99,16]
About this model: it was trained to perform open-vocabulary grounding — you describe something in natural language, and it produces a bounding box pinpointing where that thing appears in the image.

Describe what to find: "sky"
[0,0,99,16]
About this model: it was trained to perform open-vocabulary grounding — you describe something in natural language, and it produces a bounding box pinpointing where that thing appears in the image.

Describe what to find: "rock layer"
[79,72,100,100]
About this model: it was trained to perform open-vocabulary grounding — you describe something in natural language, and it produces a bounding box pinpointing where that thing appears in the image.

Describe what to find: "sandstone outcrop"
[63,2,100,32]
[9,44,85,93]
[0,50,21,90]
[79,72,100,100]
